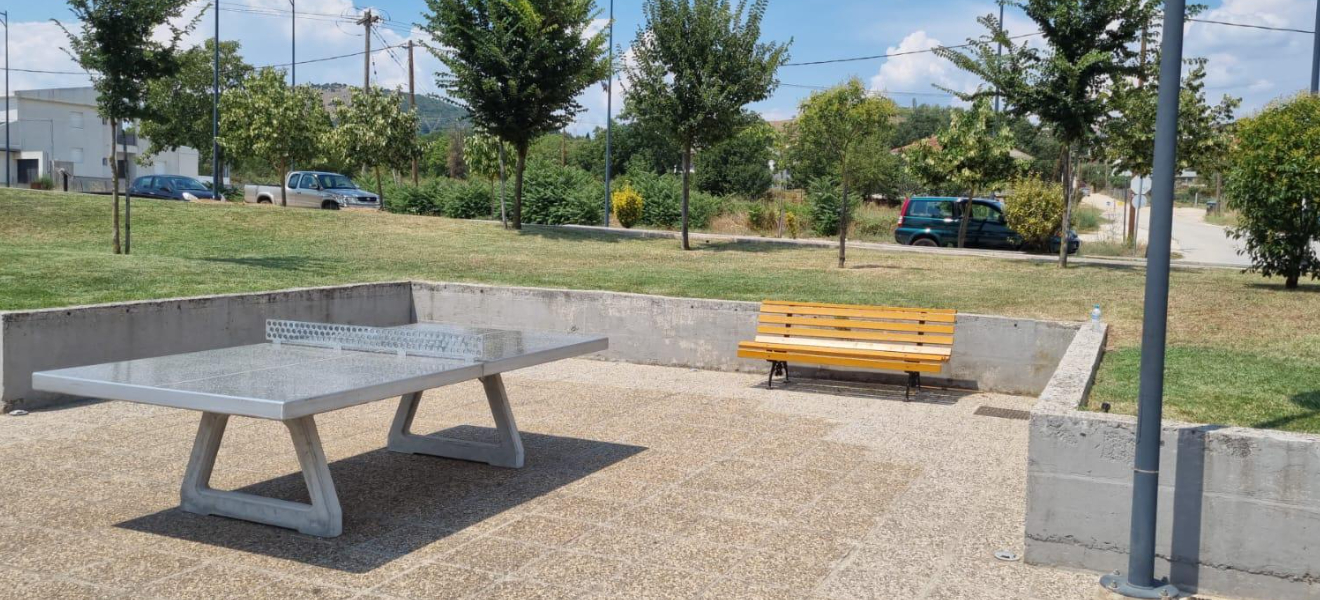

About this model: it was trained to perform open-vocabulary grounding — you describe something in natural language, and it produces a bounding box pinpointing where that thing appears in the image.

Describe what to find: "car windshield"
[170,178,208,191]
[316,174,357,190]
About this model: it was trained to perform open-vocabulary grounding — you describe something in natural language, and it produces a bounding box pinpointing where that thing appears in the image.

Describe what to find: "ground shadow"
[753,375,970,406]
[201,256,333,272]
[845,263,902,270]
[117,426,644,572]
[1245,282,1320,294]
[515,226,626,244]
[1252,390,1320,430]
[690,239,805,254]
[1168,424,1222,593]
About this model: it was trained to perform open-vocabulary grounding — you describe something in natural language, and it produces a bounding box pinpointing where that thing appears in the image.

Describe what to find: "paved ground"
[1081,193,1250,266]
[0,359,1101,600]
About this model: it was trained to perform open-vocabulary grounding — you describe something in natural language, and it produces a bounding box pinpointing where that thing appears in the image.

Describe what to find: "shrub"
[612,183,643,228]
[31,176,54,191]
[629,171,722,229]
[520,160,601,226]
[1002,176,1069,250]
[1072,204,1103,233]
[745,200,778,233]
[784,210,802,239]
[850,203,899,239]
[443,180,495,219]
[806,177,860,236]
[383,180,446,215]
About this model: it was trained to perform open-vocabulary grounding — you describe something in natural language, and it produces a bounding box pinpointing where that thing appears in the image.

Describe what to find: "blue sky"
[13,0,1318,133]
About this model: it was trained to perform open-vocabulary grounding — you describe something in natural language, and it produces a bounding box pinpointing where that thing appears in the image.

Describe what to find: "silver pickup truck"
[244,171,381,209]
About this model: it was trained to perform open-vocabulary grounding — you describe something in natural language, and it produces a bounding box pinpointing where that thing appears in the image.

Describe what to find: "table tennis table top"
[32,322,608,421]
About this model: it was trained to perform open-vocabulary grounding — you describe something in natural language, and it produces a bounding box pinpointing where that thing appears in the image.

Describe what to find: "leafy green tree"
[447,127,468,179]
[464,129,510,224]
[623,0,791,249]
[789,78,896,267]
[329,86,422,202]
[140,39,253,170]
[220,68,331,206]
[1225,94,1320,289]
[1003,175,1069,250]
[423,0,608,230]
[694,117,775,199]
[904,97,1019,247]
[59,0,197,254]
[892,104,956,147]
[937,0,1156,266]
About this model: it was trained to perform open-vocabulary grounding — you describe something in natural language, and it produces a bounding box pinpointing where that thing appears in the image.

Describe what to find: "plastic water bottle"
[1090,304,1102,331]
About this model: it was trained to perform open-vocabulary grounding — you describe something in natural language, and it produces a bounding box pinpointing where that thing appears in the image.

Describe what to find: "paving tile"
[755,527,857,563]
[593,564,716,600]
[476,578,584,600]
[10,578,126,600]
[141,564,282,600]
[440,536,547,575]
[528,494,629,524]
[518,548,624,590]
[71,548,201,588]
[372,563,498,600]
[565,526,667,563]
[491,515,595,547]
[730,549,834,595]
[245,576,358,600]
[699,577,798,600]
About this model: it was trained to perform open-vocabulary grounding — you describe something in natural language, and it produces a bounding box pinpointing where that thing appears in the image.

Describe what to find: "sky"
[7,0,1317,135]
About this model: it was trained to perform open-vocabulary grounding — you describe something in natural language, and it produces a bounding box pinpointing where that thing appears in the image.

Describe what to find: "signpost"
[1127,175,1151,242]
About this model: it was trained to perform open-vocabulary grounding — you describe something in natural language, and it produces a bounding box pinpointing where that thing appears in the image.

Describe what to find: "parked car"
[895,196,1080,254]
[128,175,222,201]
[244,171,380,209]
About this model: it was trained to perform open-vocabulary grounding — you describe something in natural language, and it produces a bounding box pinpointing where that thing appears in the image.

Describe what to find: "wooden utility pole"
[408,40,419,185]
[357,9,382,90]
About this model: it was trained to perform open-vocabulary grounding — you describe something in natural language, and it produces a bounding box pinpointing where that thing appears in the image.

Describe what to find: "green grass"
[1205,209,1239,228]
[1073,204,1105,233]
[4,189,1319,432]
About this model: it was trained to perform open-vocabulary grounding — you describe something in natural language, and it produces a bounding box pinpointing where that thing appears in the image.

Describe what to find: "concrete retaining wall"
[1025,325,1320,600]
[408,282,1077,396]
[1,282,415,411]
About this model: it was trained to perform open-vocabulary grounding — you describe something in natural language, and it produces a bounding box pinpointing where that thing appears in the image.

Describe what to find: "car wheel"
[257,198,272,204]
[322,201,341,210]
[911,237,938,247]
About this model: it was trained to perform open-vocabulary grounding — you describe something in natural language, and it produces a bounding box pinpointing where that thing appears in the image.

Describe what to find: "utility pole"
[213,0,221,195]
[357,9,382,91]
[289,1,296,87]
[3,10,8,189]
[995,0,1004,113]
[408,40,418,185]
[1312,0,1319,92]
[603,0,614,226]
[1098,0,1186,597]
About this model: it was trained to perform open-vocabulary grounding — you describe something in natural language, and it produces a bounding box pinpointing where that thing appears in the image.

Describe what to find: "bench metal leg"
[388,374,525,468]
[905,372,922,401]
[766,360,789,389]
[180,412,343,537]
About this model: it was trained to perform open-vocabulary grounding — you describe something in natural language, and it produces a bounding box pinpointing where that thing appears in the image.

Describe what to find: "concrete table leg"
[180,411,343,537]
[387,374,525,468]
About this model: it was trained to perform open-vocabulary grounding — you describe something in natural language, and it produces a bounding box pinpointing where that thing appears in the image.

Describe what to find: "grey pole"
[290,0,296,87]
[213,1,221,194]
[603,0,614,226]
[3,11,8,189]
[1099,1,1186,597]
[1312,0,1319,93]
[995,1,1003,112]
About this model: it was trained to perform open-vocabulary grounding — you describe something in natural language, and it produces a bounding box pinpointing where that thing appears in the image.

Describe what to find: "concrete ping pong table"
[32,320,608,537]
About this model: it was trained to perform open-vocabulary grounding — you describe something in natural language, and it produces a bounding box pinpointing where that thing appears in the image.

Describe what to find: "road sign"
[1132,193,1148,210]
[1129,175,1152,196]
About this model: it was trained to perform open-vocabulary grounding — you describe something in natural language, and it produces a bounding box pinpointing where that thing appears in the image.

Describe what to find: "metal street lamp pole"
[1099,0,1186,596]
[290,0,296,87]
[1312,0,1319,92]
[213,0,221,193]
[603,0,614,227]
[3,11,9,189]
[995,1,1004,112]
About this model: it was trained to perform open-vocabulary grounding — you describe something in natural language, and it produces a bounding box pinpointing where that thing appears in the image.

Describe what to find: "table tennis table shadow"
[33,320,608,538]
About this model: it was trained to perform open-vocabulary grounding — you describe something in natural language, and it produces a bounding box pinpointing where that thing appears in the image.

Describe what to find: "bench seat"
[737,300,958,399]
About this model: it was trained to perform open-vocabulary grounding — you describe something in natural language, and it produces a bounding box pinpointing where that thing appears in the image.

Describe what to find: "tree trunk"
[123,131,131,255]
[957,189,974,249]
[681,143,692,251]
[279,162,288,207]
[838,158,849,268]
[374,164,384,211]
[498,143,508,228]
[512,144,527,230]
[110,121,121,254]
[1058,144,1074,267]
[1286,272,1299,289]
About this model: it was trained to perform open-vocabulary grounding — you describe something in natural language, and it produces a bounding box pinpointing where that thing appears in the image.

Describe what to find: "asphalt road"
[1081,193,1250,266]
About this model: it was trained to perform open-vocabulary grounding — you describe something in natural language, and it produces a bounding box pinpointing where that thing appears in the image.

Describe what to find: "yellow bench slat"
[756,325,955,347]
[759,314,956,335]
[738,347,946,373]
[743,339,948,361]
[760,304,958,323]
[763,299,957,315]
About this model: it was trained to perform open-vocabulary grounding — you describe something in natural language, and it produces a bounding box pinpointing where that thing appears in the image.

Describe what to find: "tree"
[140,39,253,170]
[330,86,423,201]
[59,0,197,254]
[790,78,896,267]
[1225,94,1320,289]
[464,129,510,224]
[1102,61,1239,186]
[423,0,608,230]
[623,0,791,249]
[447,128,468,179]
[694,116,775,199]
[937,0,1156,266]
[1003,175,1069,250]
[904,97,1019,248]
[220,68,331,206]
[892,104,956,147]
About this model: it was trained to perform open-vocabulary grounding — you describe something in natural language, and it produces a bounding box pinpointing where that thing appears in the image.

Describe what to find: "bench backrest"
[754,300,957,360]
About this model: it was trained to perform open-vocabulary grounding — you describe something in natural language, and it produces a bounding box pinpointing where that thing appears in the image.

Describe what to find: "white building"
[0,87,199,188]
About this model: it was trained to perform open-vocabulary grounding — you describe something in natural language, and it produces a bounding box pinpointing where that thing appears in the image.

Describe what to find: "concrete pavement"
[1080,193,1250,266]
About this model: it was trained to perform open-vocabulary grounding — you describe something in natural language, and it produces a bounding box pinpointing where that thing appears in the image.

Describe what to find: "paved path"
[0,359,1101,600]
[1080,193,1250,266]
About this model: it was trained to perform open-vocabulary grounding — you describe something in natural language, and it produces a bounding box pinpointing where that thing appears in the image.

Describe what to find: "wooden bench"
[736,300,957,400]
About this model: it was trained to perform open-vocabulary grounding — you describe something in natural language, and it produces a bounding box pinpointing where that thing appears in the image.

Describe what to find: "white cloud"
[868,31,982,103]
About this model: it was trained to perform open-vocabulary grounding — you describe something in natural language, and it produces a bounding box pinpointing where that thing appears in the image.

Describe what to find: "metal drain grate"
[974,406,1031,420]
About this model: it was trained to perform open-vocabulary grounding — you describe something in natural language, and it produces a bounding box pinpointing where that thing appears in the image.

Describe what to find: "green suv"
[894,196,1079,254]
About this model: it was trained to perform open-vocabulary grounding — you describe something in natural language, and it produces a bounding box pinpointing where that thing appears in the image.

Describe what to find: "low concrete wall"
[1025,325,1320,600]
[1,282,415,411]
[409,282,1077,396]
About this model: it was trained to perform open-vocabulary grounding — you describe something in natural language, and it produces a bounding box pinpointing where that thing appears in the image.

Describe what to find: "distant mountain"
[310,83,469,135]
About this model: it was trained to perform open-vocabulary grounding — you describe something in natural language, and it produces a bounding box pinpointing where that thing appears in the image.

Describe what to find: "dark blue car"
[894,196,1079,254]
[129,175,222,201]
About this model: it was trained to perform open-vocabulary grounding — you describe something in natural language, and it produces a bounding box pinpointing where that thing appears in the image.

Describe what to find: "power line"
[258,44,406,69]
[783,32,1042,66]
[1187,18,1312,35]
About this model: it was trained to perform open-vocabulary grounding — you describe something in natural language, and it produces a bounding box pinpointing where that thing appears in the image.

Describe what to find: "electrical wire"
[783,32,1043,66]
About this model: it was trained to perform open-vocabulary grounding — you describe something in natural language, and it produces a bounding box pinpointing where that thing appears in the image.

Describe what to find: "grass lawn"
[3,189,1318,432]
